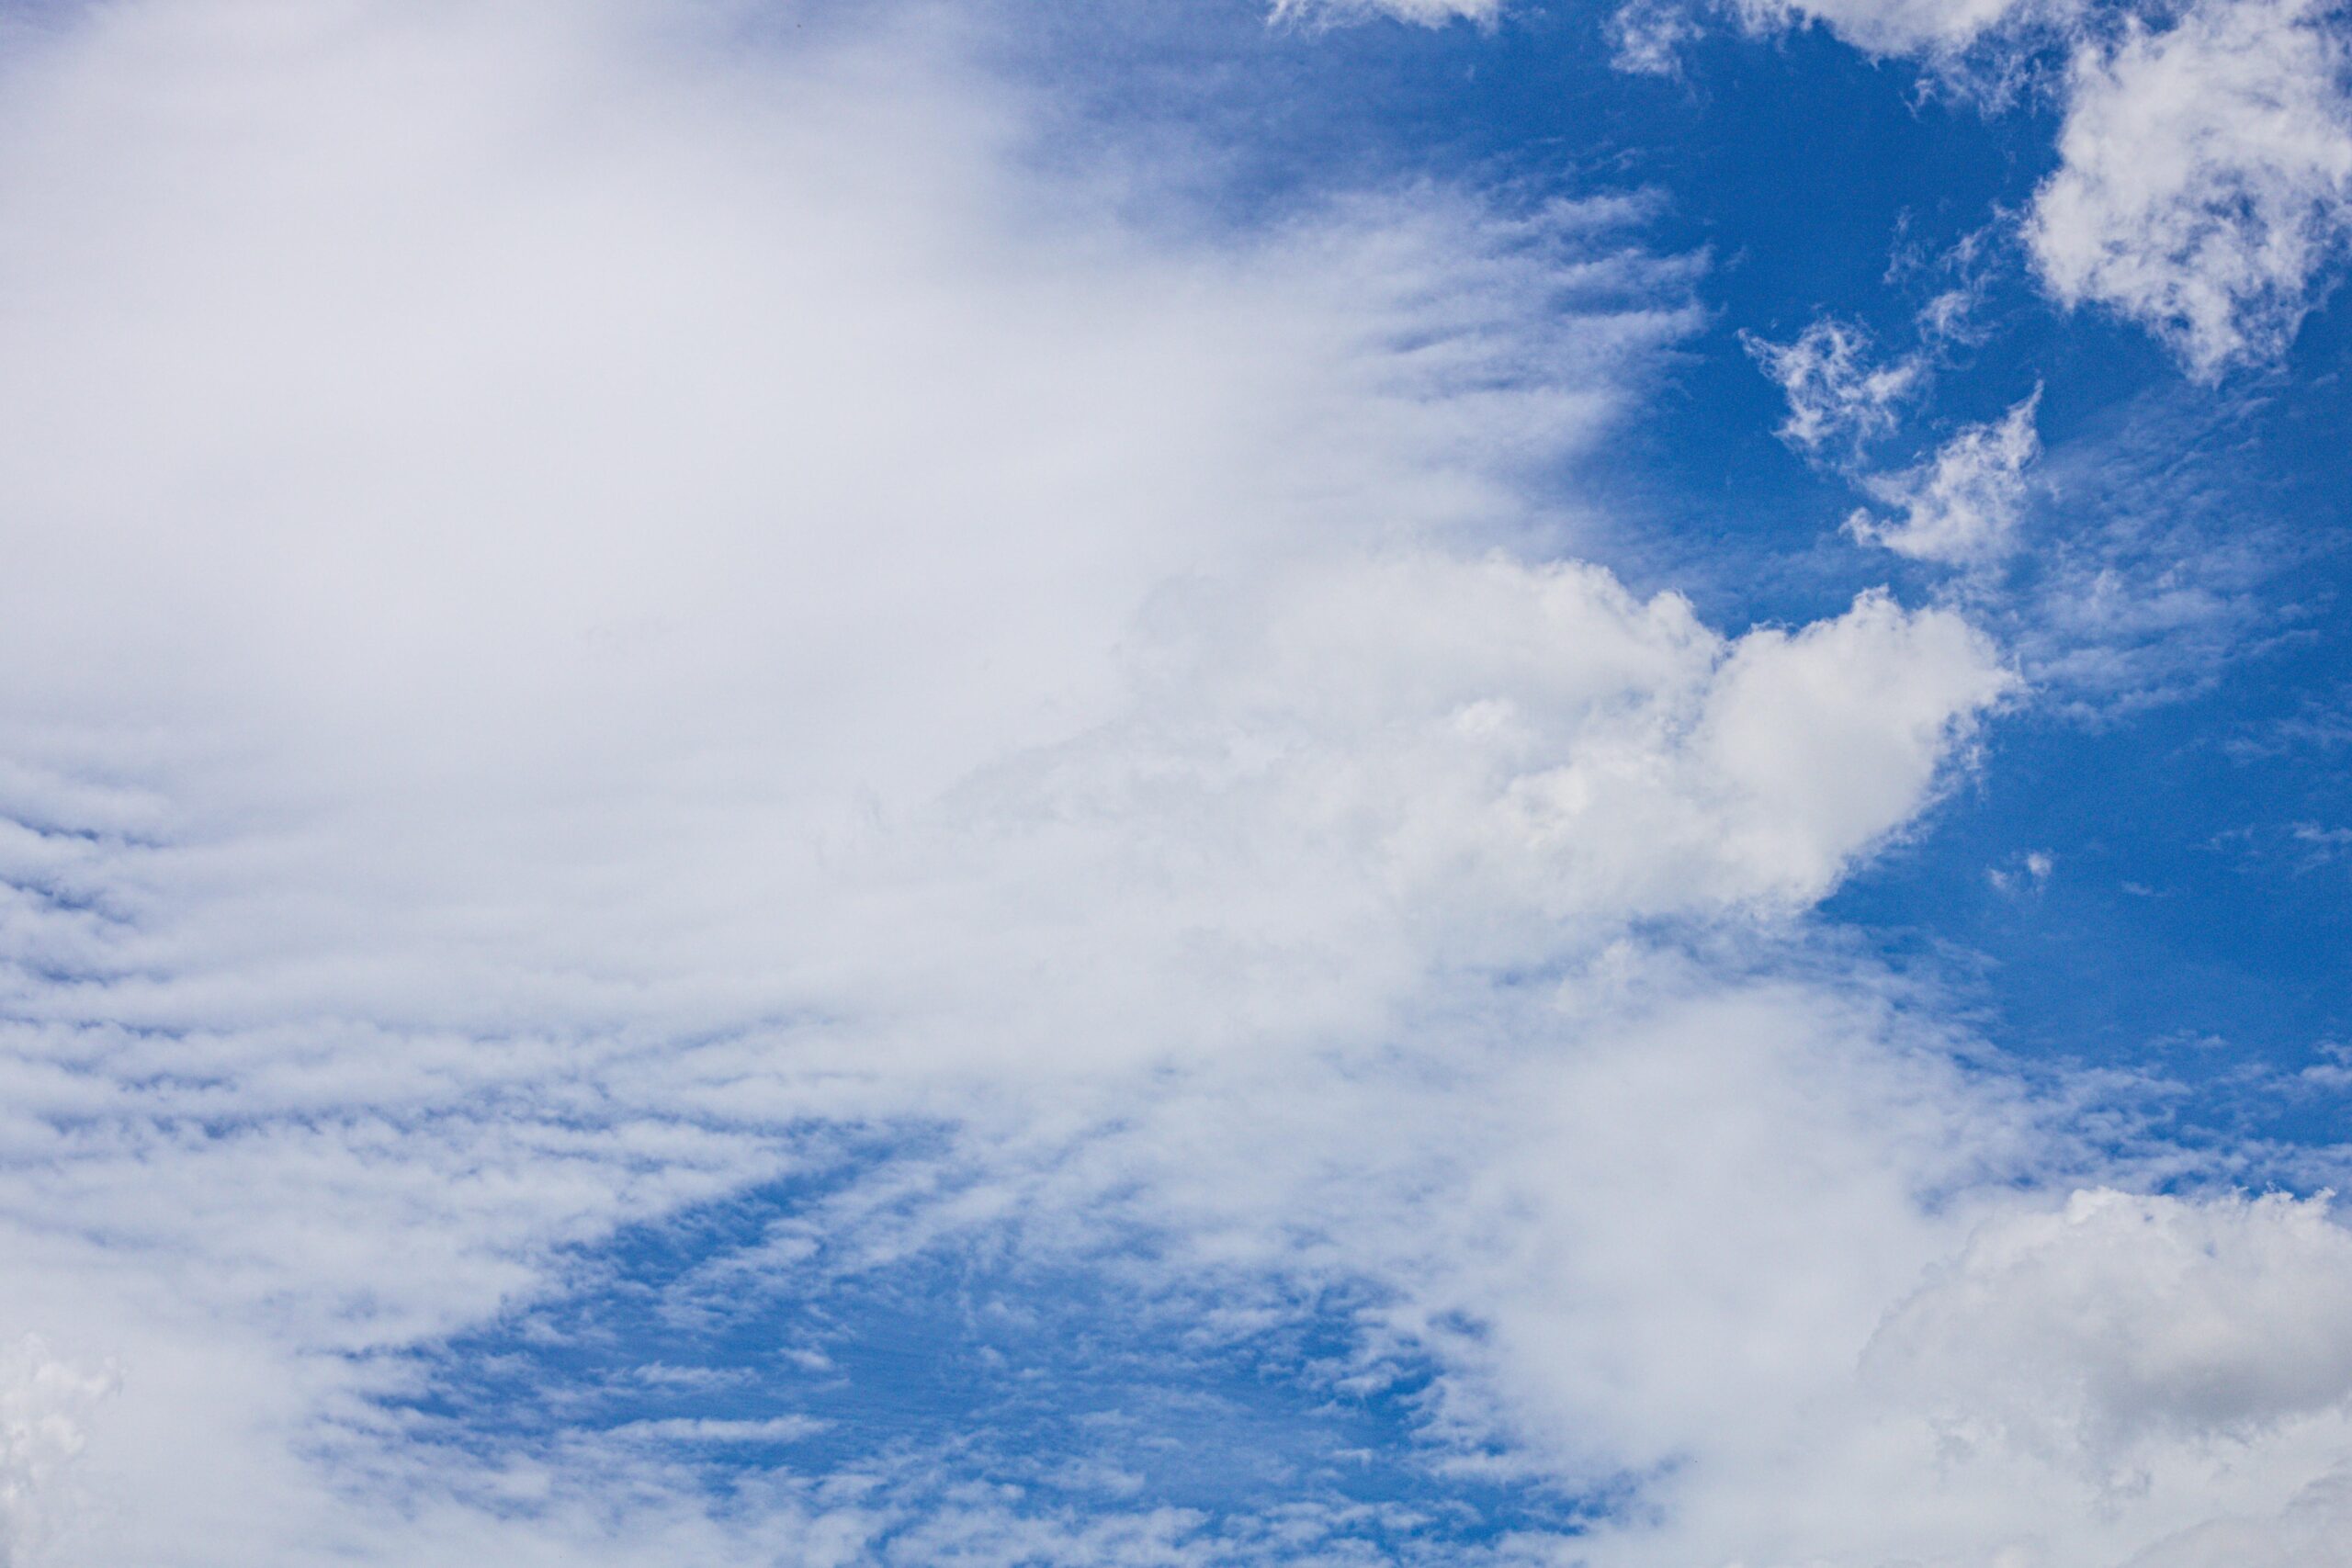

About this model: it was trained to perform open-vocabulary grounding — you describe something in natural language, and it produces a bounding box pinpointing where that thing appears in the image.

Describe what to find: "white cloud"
[1730,0,2064,60]
[2029,0,2352,377]
[1298,0,2352,389]
[1609,0,1705,75]
[0,4,2341,1568]
[1269,0,1502,25]
[1989,848,2054,891]
[0,1,1972,1559]
[1867,1190,2352,1462]
[1848,391,2042,564]
[1745,317,1926,455]
[2124,1466,2352,1568]
[1318,0,2050,57]
[0,1337,112,1568]
[884,986,2352,1568]
[959,567,2012,997]
[602,1416,827,1445]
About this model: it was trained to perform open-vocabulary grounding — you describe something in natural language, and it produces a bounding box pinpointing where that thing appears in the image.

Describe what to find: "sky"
[0,0,2347,1564]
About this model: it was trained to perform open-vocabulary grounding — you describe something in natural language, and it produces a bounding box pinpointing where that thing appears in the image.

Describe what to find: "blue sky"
[0,0,2348,1564]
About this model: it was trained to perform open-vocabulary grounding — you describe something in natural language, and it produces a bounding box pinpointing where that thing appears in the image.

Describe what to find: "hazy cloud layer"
[0,3,2347,1567]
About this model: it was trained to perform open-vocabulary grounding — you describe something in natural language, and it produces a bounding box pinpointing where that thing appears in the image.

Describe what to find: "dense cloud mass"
[2029,0,2352,375]
[2125,1468,2352,1568]
[0,1,2349,1566]
[1868,1190,2352,1456]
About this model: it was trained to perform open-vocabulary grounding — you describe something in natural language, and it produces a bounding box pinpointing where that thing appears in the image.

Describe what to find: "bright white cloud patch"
[0,2,2003,1560]
[1732,0,2050,55]
[1868,1190,2352,1460]
[1746,317,1926,455]
[0,1338,111,1568]
[2029,0,2352,376]
[0,3,2344,1567]
[1608,0,1705,73]
[1849,391,2041,563]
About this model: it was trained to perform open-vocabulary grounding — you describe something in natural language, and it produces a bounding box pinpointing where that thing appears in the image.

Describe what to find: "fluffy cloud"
[1848,391,2041,564]
[1330,0,2352,389]
[0,1338,111,1568]
[2125,1467,2352,1568]
[0,1,1996,1559]
[2029,0,2352,376]
[1867,1190,2352,1461]
[0,3,2342,1567]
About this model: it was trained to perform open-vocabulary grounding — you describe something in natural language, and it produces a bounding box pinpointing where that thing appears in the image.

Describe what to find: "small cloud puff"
[601,1416,827,1444]
[1744,317,1927,456]
[1847,391,2042,565]
[1986,848,2053,892]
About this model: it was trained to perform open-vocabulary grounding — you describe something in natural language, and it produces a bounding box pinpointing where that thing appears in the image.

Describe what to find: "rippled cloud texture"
[1,1,2348,1565]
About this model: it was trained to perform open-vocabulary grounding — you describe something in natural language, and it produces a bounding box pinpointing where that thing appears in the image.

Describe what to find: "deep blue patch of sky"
[390,1152,1622,1548]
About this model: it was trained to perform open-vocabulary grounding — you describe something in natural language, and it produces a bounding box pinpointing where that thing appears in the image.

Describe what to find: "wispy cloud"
[1745,316,1928,457]
[1848,391,2043,565]
[1,4,2346,1567]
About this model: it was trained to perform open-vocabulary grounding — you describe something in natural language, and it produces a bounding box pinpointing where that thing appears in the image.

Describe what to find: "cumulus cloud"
[2125,1466,2352,1568]
[971,566,2010,985]
[1848,391,2042,564]
[2029,0,2352,377]
[1867,1190,2352,1461]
